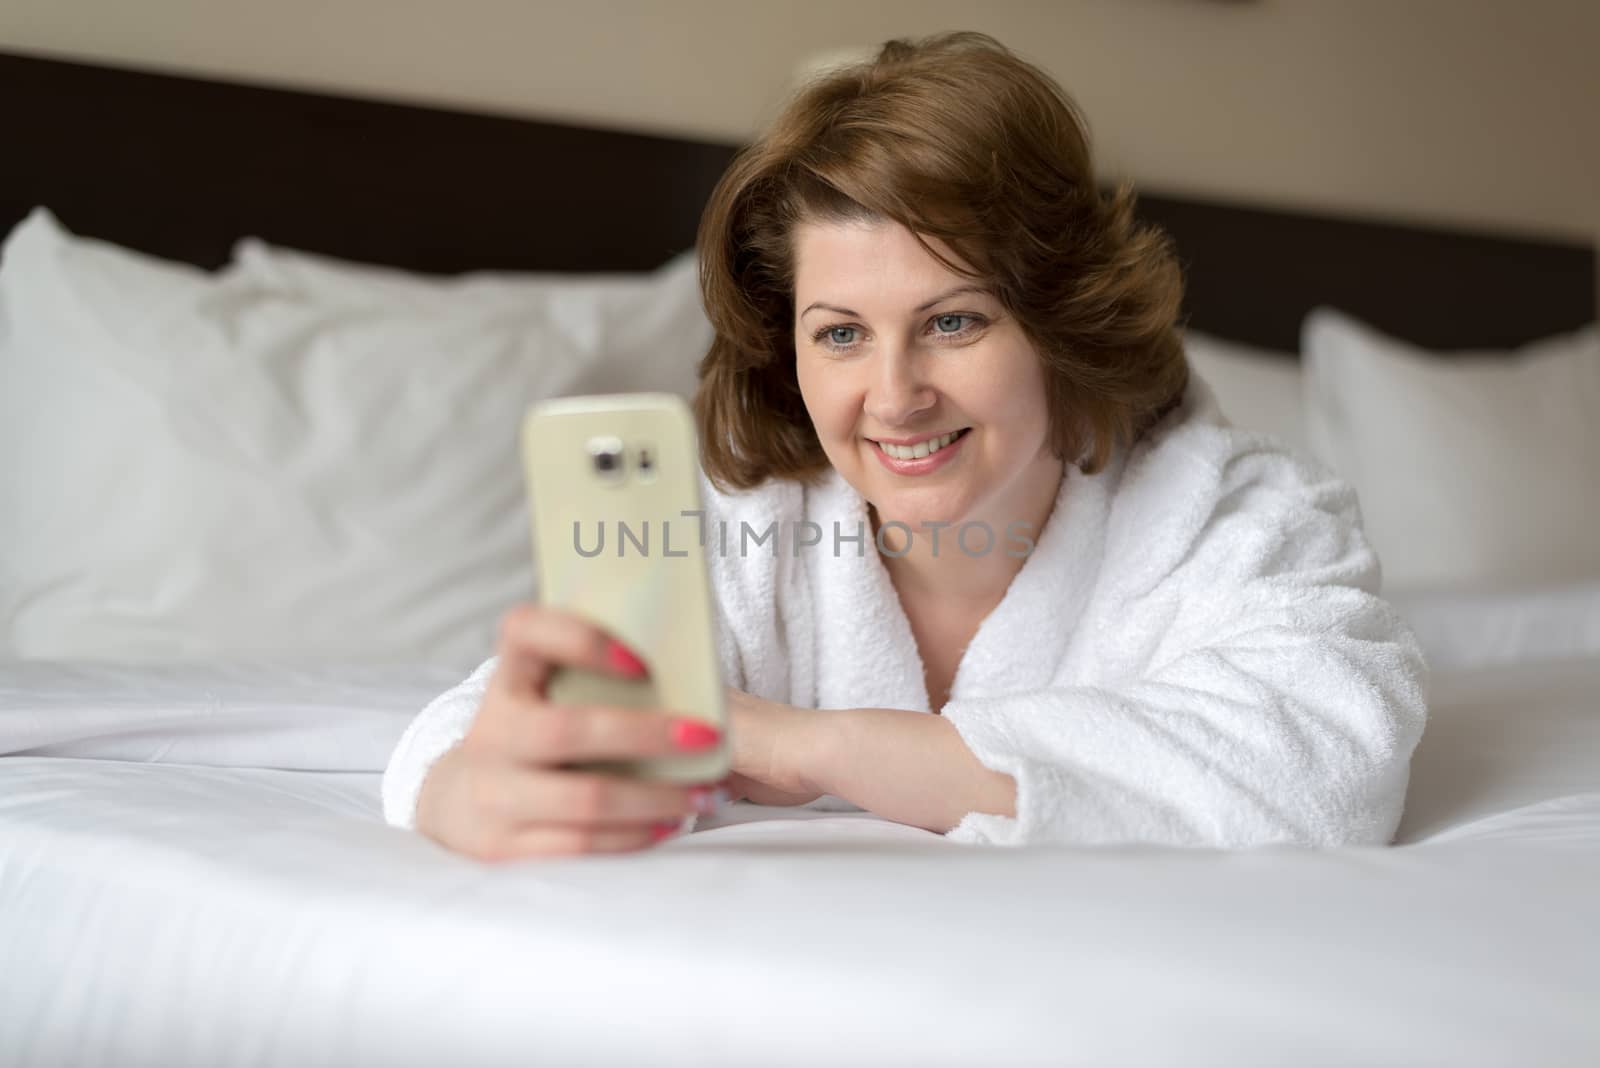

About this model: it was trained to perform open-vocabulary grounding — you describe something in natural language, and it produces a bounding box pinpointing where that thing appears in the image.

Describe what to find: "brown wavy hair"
[693,30,1188,493]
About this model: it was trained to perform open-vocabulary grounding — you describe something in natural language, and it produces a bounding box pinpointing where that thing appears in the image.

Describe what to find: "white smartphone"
[520,392,728,783]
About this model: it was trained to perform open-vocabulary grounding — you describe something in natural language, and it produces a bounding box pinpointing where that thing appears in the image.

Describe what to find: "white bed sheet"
[2,657,1598,1067]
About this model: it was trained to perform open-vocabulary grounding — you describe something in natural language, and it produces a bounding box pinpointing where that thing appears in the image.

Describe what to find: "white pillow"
[1302,307,1600,595]
[229,236,664,310]
[0,207,711,670]
[1181,329,1306,456]
[1388,580,1600,672]
[229,235,707,399]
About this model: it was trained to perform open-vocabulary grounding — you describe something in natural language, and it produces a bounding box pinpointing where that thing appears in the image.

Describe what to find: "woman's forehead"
[792,221,979,298]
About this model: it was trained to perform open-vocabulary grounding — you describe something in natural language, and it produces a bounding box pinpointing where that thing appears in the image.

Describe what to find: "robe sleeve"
[939,441,1430,849]
[380,654,498,829]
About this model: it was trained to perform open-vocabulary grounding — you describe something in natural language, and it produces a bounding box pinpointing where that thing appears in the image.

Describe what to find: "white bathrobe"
[382,372,1429,848]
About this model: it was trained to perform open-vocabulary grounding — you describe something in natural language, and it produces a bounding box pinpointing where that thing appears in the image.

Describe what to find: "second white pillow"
[1302,308,1600,595]
[1181,329,1305,456]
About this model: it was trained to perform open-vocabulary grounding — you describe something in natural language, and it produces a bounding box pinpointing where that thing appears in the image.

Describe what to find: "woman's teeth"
[876,429,966,461]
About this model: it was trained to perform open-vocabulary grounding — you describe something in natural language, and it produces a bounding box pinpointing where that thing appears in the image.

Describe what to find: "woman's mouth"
[868,427,971,473]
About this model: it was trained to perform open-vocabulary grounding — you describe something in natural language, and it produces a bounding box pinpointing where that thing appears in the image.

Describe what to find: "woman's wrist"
[789,705,846,798]
[793,706,1018,832]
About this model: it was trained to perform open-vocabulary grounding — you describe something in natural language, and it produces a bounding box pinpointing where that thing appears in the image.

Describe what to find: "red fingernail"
[671,719,721,750]
[606,639,648,677]
[652,821,680,841]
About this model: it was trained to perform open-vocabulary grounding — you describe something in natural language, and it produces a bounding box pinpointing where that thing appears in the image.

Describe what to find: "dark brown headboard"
[3,49,1593,352]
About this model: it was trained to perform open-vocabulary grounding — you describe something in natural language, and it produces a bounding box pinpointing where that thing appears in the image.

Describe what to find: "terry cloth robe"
[381,371,1429,848]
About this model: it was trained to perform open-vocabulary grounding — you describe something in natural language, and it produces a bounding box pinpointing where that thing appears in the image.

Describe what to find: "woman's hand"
[722,686,827,807]
[414,603,729,861]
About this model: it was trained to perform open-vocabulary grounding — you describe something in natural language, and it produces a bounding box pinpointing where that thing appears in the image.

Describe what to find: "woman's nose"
[865,349,936,428]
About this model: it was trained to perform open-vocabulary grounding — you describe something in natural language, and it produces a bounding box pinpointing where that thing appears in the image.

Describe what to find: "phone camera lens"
[587,435,626,480]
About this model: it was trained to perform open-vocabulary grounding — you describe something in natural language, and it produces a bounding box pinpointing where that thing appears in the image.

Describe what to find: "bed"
[2,49,1598,1067]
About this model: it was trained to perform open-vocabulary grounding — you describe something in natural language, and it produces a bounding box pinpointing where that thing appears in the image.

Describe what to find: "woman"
[382,31,1428,859]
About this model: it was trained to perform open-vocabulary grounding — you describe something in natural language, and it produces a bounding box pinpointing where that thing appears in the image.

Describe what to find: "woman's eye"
[809,324,861,354]
[931,314,985,339]
[812,314,985,352]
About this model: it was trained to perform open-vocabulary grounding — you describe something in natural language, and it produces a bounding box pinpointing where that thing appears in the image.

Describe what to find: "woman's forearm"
[806,707,1018,833]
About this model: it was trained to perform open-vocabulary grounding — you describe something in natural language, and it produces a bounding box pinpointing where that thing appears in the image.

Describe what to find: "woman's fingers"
[473,689,721,768]
[491,603,648,700]
[482,766,721,826]
[470,820,675,862]
[426,602,735,863]
[528,702,720,765]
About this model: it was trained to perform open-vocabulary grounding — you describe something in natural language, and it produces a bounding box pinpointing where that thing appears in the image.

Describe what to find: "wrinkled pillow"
[0,206,711,670]
[229,235,662,311]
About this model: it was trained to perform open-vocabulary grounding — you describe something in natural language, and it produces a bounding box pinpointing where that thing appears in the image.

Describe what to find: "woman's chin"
[833,450,980,528]
[867,488,975,536]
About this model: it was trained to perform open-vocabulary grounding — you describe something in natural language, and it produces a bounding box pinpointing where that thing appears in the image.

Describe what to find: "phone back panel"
[521,393,727,783]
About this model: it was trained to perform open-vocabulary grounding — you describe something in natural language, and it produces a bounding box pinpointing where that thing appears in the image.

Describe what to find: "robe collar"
[800,452,1119,713]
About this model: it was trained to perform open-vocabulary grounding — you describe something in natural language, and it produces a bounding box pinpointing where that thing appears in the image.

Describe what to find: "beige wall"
[3,0,1597,250]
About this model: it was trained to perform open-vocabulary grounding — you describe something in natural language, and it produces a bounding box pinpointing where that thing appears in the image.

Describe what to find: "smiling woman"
[693,33,1188,493]
[789,222,1058,566]
[384,30,1429,853]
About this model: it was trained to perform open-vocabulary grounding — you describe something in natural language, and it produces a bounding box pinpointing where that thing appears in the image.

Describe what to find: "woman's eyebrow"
[800,284,993,319]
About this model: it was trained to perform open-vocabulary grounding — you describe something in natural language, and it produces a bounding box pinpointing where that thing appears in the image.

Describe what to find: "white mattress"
[3,656,1598,1067]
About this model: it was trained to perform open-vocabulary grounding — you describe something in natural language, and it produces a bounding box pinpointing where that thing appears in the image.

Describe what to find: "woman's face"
[792,217,1061,537]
